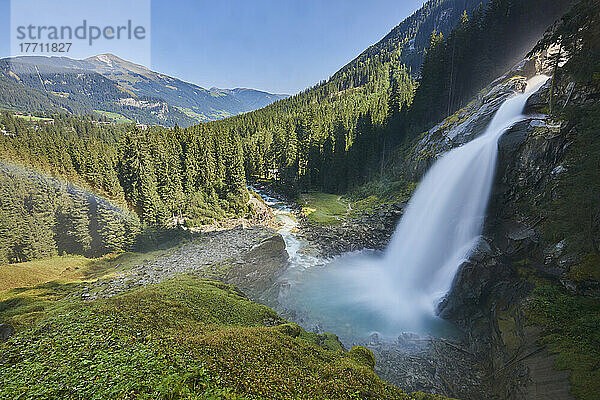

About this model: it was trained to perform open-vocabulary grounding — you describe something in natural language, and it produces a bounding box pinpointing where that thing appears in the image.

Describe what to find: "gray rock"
[229,234,289,298]
[72,226,285,301]
[498,120,530,154]
[507,224,537,241]
[524,79,551,113]
[469,237,493,263]
[0,323,15,341]
[408,76,529,179]
[369,332,381,345]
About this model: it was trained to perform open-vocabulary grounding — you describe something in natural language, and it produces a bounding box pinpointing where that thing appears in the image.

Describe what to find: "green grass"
[0,248,177,331]
[298,192,349,225]
[568,254,600,282]
[0,255,93,292]
[207,110,234,119]
[176,106,209,123]
[0,247,174,293]
[345,179,416,217]
[0,275,412,399]
[526,284,600,399]
[93,110,134,123]
[297,179,416,226]
[12,114,53,122]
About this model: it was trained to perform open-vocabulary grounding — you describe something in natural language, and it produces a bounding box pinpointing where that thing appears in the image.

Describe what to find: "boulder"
[348,346,377,369]
[498,120,531,154]
[0,323,15,341]
[524,79,551,113]
[225,234,289,298]
[469,236,493,263]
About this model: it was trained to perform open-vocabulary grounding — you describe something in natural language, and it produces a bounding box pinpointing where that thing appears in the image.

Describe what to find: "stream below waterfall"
[249,75,549,346]
[249,186,459,344]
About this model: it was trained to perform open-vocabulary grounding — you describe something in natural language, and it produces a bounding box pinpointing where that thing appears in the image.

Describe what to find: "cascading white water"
[278,76,549,342]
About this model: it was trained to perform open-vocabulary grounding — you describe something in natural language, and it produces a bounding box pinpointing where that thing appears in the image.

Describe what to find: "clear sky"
[0,0,425,94]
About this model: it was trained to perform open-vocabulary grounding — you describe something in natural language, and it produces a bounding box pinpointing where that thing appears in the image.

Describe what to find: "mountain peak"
[84,53,152,74]
[85,53,125,64]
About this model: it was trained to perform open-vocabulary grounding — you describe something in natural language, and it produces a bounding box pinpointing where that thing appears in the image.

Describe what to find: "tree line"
[0,162,140,263]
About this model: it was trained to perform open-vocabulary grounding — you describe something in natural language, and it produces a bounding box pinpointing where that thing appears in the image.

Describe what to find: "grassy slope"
[0,275,402,399]
[298,178,416,226]
[0,254,452,400]
[93,110,134,123]
[0,255,91,292]
[0,250,173,293]
[298,193,349,225]
[12,114,54,122]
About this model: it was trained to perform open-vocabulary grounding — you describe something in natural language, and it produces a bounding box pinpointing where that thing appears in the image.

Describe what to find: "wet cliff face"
[433,64,592,398]
[404,51,585,398]
[407,54,551,180]
[436,99,573,399]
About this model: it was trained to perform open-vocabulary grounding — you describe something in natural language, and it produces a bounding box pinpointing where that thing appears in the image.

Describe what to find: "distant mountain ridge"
[0,54,288,126]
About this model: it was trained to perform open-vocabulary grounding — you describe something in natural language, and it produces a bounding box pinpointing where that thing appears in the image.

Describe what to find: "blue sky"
[0,0,425,94]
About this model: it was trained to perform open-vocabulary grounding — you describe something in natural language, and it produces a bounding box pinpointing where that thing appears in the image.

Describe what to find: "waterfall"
[380,75,549,318]
[279,76,549,341]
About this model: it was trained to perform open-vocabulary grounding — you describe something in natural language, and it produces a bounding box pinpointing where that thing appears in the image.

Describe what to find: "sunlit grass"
[93,110,133,123]
[299,192,349,225]
[0,247,173,293]
[0,275,413,399]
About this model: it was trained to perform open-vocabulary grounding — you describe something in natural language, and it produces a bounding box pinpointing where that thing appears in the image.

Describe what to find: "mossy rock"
[300,331,345,352]
[568,254,600,282]
[275,322,302,337]
[526,284,600,399]
[348,345,376,369]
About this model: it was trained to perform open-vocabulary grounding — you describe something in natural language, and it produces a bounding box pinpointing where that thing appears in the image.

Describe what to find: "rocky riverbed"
[298,203,405,256]
[73,226,289,301]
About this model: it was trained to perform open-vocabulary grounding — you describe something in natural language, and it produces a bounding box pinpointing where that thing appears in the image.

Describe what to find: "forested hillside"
[0,60,199,126]
[0,113,249,263]
[198,0,493,194]
[0,0,577,264]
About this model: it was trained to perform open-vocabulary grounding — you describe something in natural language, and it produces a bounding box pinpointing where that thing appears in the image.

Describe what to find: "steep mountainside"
[330,0,490,86]
[0,54,288,126]
[198,0,569,197]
